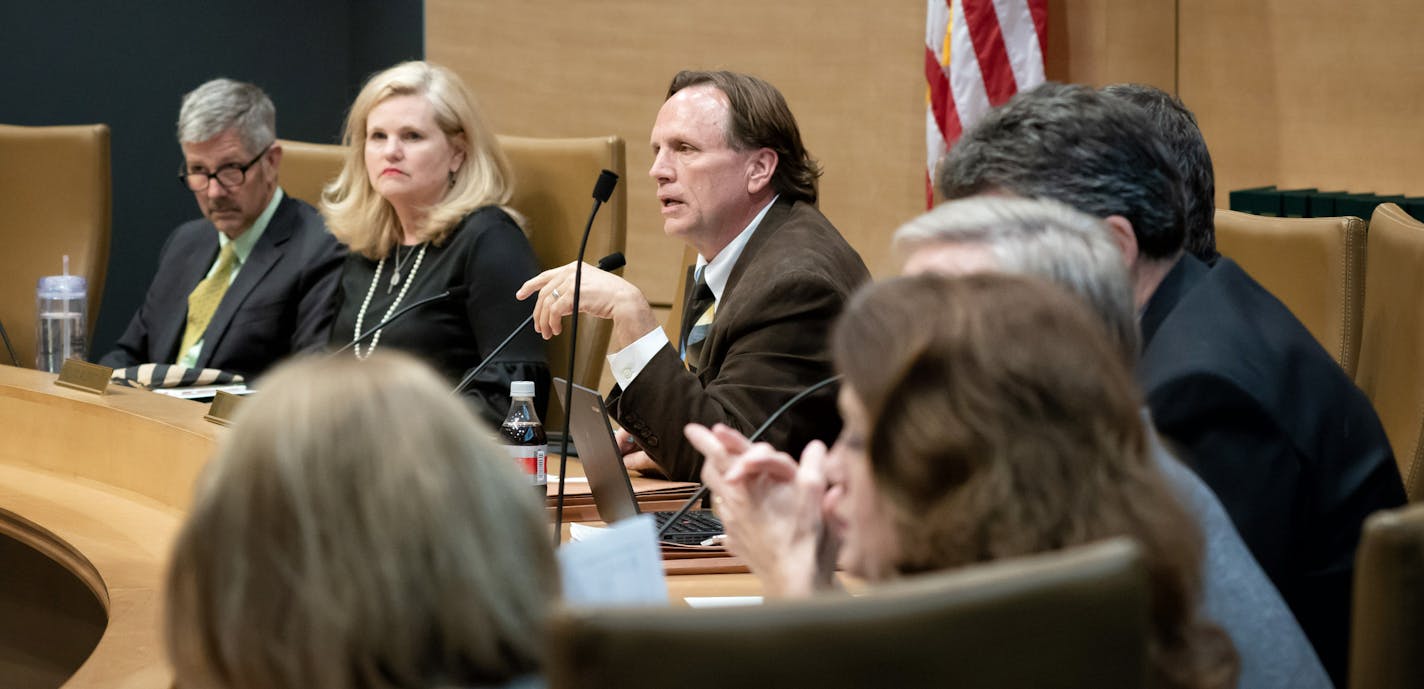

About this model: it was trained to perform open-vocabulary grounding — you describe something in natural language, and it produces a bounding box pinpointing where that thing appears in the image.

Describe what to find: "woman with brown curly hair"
[688,273,1238,689]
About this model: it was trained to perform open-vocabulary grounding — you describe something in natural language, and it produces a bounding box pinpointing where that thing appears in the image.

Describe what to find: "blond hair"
[165,352,555,689]
[322,60,515,259]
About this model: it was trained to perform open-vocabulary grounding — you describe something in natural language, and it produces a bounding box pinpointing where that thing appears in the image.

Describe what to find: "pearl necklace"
[354,242,427,360]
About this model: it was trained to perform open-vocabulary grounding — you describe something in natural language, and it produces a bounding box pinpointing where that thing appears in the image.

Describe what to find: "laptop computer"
[553,378,724,545]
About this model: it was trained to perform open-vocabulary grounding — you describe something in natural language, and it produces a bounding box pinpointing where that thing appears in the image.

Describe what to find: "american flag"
[925,0,1048,207]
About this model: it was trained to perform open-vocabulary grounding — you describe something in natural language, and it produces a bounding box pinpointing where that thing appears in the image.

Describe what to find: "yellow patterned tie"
[679,267,716,372]
[178,243,237,359]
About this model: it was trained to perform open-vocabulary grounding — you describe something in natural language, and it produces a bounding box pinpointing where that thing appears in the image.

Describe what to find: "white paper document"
[557,514,668,606]
[684,596,764,608]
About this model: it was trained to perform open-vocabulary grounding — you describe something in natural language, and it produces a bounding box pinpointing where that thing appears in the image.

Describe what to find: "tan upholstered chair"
[0,124,111,369]
[661,244,699,340]
[549,539,1149,689]
[1215,208,1367,377]
[1350,503,1424,689]
[1355,204,1424,501]
[499,135,627,426]
[275,138,344,207]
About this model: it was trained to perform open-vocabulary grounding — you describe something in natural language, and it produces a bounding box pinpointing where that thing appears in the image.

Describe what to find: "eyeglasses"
[178,144,273,191]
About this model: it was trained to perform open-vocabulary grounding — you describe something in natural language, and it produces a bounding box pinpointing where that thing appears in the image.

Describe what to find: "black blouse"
[330,206,550,426]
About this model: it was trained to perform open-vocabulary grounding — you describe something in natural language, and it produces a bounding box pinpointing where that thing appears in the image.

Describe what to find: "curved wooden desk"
[0,365,220,689]
[0,363,761,687]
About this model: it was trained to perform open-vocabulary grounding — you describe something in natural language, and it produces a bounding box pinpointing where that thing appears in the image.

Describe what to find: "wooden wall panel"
[427,1,926,303]
[1180,0,1424,207]
[1045,0,1176,90]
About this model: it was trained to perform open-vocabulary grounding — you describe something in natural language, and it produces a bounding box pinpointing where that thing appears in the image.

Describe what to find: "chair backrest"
[1350,503,1424,689]
[1356,203,1424,500]
[275,138,344,207]
[499,135,627,426]
[549,538,1149,689]
[0,124,111,369]
[661,244,699,336]
[1214,208,1367,376]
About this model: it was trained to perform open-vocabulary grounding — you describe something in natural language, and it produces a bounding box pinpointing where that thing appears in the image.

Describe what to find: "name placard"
[55,359,112,395]
[204,390,244,427]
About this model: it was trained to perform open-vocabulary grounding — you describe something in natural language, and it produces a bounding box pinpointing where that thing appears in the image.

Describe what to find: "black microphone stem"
[554,169,619,544]
[0,318,19,367]
[331,287,465,357]
[452,253,623,396]
[554,212,598,539]
[655,373,843,539]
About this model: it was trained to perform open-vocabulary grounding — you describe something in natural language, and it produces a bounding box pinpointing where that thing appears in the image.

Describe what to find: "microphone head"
[597,252,626,272]
[592,169,619,203]
[445,285,470,300]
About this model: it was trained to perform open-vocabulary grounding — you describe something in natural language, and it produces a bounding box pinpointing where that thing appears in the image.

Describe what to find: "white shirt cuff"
[606,327,670,389]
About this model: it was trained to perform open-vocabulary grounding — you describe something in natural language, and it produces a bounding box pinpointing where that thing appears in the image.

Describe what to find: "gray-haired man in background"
[101,78,344,380]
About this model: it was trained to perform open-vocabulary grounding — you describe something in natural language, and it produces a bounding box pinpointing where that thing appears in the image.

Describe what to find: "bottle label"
[505,444,547,485]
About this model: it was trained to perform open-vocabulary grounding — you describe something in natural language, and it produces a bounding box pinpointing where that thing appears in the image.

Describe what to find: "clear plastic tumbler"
[36,272,87,373]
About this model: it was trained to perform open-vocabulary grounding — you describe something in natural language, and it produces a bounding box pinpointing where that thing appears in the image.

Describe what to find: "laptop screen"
[553,378,642,524]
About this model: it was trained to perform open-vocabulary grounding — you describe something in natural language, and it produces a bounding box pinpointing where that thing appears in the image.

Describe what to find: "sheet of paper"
[546,474,589,484]
[568,522,606,542]
[558,514,668,606]
[684,596,764,608]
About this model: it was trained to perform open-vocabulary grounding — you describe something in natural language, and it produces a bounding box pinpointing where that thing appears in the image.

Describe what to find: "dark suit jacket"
[100,193,345,379]
[608,197,870,482]
[1138,254,1405,685]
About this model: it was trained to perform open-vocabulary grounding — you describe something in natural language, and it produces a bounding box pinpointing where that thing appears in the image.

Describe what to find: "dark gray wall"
[0,0,422,355]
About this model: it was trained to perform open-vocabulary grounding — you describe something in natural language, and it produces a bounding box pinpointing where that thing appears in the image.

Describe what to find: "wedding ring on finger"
[550,288,561,299]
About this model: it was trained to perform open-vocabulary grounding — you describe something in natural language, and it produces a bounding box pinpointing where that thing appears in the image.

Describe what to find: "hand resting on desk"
[613,427,668,478]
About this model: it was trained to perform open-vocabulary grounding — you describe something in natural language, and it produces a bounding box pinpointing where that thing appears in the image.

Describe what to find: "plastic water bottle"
[500,380,547,498]
[36,256,86,373]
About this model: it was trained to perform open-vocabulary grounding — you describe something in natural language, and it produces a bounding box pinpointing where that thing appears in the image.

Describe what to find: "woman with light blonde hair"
[323,60,547,426]
[165,352,555,689]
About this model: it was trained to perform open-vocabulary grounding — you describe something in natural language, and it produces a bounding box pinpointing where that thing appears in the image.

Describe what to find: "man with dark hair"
[937,81,1404,684]
[1103,83,1219,263]
[520,70,868,481]
[100,78,344,381]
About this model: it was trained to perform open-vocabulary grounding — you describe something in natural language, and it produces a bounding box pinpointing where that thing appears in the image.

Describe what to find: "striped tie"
[679,267,715,372]
[179,243,237,359]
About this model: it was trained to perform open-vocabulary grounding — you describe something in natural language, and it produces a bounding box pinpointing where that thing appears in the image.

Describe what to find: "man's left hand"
[516,261,659,349]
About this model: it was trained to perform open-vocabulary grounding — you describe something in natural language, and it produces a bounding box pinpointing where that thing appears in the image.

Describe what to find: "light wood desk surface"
[0,364,221,689]
[0,365,759,688]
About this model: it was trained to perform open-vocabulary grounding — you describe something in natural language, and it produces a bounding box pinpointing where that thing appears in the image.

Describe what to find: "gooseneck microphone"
[331,285,470,357]
[0,318,19,367]
[554,169,620,542]
[452,251,625,395]
[655,373,844,539]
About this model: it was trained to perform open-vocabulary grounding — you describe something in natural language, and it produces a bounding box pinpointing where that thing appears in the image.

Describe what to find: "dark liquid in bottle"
[501,420,547,499]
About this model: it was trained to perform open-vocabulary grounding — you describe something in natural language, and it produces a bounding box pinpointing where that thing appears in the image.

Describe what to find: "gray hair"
[1101,83,1218,263]
[177,78,276,154]
[937,82,1186,262]
[893,196,1140,362]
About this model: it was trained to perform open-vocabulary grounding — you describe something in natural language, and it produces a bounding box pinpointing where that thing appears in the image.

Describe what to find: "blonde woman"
[323,60,547,424]
[165,351,555,689]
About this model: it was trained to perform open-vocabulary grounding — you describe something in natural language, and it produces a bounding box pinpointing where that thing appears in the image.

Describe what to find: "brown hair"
[831,274,1237,689]
[667,69,821,204]
[165,352,556,689]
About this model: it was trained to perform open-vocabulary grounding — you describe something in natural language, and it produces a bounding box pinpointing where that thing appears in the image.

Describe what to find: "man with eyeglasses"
[100,78,344,380]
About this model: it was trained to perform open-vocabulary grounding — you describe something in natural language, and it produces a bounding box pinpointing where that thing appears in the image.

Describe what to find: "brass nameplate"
[54,359,113,395]
[204,390,244,427]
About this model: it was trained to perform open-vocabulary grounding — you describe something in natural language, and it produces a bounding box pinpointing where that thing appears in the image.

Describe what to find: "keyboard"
[652,509,725,545]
